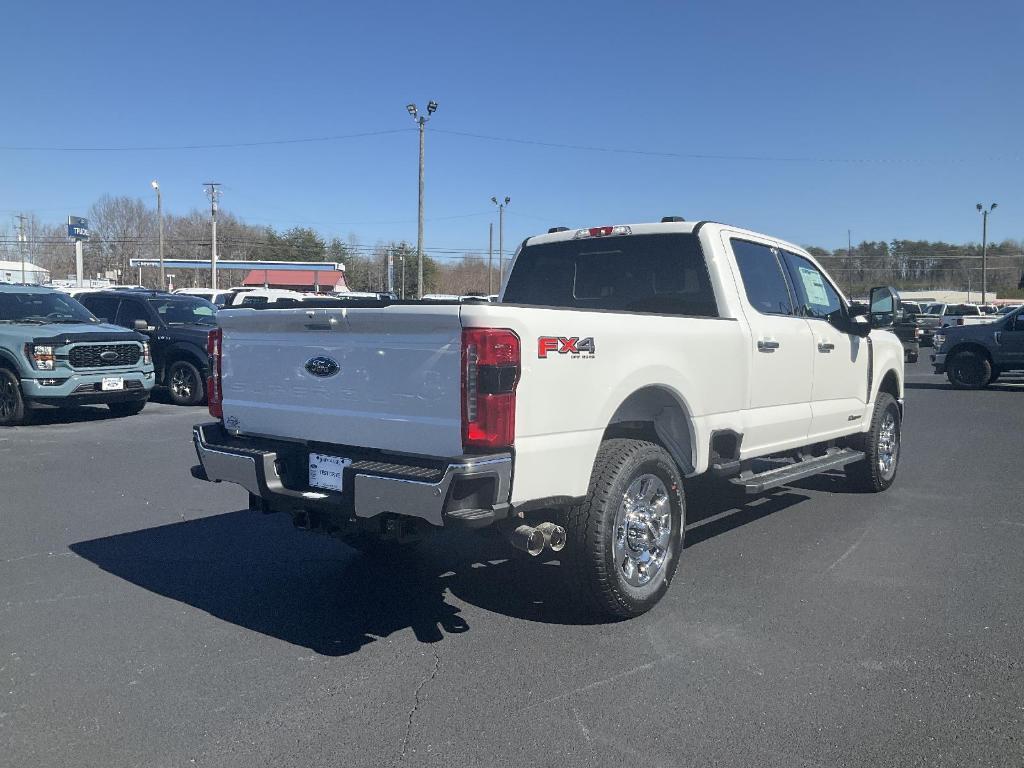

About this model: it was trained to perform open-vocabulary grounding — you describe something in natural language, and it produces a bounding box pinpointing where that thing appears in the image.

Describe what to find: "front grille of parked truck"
[69,344,142,369]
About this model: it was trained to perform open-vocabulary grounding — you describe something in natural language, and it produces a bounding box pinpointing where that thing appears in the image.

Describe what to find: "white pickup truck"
[191,219,905,619]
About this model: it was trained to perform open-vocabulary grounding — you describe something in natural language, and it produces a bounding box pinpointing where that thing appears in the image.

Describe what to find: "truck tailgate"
[217,305,464,457]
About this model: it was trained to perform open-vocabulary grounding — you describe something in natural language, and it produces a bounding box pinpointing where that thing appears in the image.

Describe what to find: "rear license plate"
[101,377,124,391]
[308,453,352,492]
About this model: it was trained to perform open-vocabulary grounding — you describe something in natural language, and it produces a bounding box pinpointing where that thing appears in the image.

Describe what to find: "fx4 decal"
[538,336,596,358]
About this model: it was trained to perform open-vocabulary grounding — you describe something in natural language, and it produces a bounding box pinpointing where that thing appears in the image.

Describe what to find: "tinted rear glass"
[502,233,717,317]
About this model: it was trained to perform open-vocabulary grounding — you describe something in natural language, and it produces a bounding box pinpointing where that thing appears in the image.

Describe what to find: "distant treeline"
[3,195,1022,298]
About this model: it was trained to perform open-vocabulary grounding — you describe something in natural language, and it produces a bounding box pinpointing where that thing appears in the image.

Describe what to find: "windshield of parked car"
[0,291,96,324]
[925,304,944,314]
[148,297,217,326]
[502,233,718,316]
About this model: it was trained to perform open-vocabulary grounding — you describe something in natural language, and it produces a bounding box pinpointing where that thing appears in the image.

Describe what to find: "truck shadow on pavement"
[70,485,810,655]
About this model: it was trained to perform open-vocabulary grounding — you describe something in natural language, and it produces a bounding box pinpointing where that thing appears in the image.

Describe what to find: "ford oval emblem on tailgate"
[100,350,119,362]
[304,356,339,378]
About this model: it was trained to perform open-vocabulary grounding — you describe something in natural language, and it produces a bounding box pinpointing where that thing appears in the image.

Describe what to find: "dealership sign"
[67,216,90,240]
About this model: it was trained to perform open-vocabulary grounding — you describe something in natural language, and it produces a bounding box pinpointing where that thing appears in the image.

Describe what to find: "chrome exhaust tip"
[509,524,545,557]
[535,522,567,552]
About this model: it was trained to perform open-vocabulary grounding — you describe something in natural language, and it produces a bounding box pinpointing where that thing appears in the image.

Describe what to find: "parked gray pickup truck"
[0,285,155,425]
[931,305,1024,388]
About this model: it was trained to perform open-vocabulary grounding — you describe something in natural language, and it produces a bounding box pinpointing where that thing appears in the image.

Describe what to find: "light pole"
[491,196,510,289]
[976,203,997,303]
[406,100,437,298]
[151,180,164,290]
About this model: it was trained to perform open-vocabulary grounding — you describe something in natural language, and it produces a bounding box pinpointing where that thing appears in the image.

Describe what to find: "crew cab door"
[725,236,814,454]
[997,308,1024,366]
[779,250,870,439]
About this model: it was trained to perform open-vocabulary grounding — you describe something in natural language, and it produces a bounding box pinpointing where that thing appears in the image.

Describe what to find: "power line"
[0,128,414,152]
[431,128,1024,165]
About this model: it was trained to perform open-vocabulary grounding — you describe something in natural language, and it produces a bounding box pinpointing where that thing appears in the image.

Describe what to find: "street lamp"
[407,100,438,298]
[976,202,997,303]
[151,180,164,290]
[491,196,510,288]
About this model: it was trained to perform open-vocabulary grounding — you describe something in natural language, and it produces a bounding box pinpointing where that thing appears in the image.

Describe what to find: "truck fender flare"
[0,348,21,373]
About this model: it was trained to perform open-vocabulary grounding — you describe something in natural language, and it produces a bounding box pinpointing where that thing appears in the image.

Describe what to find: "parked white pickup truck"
[191,219,905,619]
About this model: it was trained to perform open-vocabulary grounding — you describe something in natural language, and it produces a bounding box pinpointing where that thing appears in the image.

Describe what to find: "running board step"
[729,449,865,494]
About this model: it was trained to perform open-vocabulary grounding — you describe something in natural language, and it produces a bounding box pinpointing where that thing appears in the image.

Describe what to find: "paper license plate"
[101,377,124,391]
[308,453,352,492]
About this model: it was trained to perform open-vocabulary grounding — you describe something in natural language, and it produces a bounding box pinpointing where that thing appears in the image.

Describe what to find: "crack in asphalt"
[398,648,441,764]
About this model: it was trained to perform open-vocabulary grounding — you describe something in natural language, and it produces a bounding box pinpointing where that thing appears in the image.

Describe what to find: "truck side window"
[781,251,843,321]
[731,239,794,316]
[115,300,154,329]
[79,296,120,323]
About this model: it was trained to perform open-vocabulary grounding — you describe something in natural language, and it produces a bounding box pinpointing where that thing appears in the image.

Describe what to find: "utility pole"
[15,214,27,284]
[848,229,852,259]
[406,101,438,298]
[491,197,510,288]
[151,180,164,289]
[400,253,406,300]
[976,203,997,303]
[488,221,494,295]
[204,183,222,289]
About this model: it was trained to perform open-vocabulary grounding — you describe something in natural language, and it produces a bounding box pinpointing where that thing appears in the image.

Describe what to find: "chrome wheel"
[877,410,899,480]
[613,474,673,588]
[170,365,196,401]
[0,377,17,419]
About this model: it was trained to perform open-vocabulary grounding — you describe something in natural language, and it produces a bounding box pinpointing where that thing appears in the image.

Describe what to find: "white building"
[0,259,50,285]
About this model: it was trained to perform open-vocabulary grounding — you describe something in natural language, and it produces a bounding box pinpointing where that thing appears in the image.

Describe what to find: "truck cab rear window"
[502,233,718,317]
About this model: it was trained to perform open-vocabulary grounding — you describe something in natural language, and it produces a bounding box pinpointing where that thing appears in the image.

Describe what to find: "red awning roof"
[241,270,346,288]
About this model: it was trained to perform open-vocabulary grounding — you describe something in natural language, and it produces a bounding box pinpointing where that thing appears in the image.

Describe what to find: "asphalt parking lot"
[2,358,1022,768]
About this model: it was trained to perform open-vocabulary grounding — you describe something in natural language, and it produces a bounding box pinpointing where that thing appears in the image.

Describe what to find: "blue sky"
[1,0,1021,258]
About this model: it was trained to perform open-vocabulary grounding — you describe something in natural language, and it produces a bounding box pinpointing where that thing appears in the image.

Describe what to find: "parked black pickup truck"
[78,290,216,405]
[931,305,1024,388]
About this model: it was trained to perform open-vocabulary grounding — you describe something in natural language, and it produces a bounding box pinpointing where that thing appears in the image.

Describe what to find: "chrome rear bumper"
[191,422,511,527]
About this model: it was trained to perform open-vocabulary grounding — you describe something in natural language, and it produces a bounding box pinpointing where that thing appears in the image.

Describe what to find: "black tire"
[564,438,685,620]
[167,360,206,406]
[107,399,147,417]
[946,349,992,389]
[0,368,32,426]
[845,392,901,493]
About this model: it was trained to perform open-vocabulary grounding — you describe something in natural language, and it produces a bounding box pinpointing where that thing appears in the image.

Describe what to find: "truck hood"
[935,322,993,343]
[23,321,148,345]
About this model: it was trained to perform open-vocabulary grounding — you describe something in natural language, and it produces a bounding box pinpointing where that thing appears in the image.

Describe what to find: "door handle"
[757,340,780,352]
[817,342,835,353]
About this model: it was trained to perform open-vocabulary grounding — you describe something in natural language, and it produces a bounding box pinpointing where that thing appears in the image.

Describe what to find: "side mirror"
[868,286,898,329]
[133,319,153,333]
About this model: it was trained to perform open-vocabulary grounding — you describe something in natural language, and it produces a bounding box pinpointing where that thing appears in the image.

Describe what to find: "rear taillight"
[462,328,520,451]
[957,318,964,326]
[207,328,223,419]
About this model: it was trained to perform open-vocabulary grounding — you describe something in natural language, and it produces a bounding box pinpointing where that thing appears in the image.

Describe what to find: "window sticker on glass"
[798,266,830,307]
